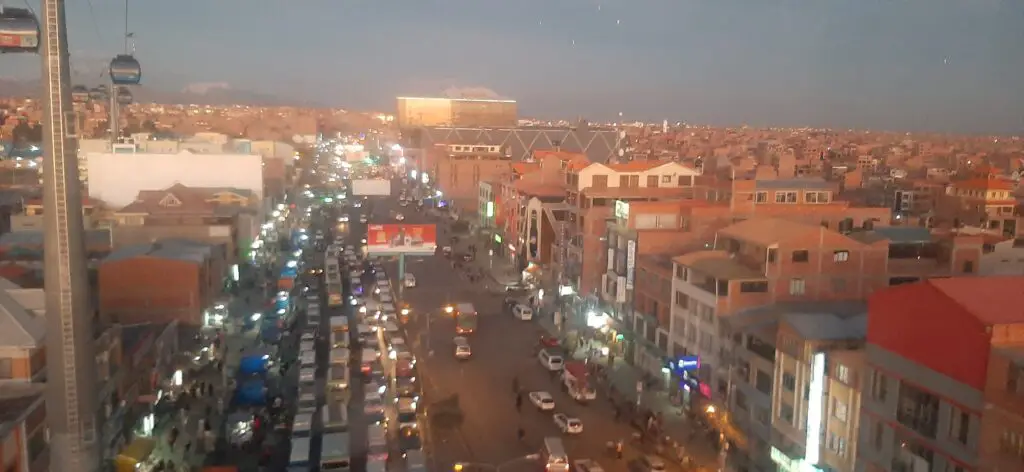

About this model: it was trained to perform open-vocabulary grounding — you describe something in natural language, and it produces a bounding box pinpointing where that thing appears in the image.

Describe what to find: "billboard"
[353,179,391,196]
[366,224,437,255]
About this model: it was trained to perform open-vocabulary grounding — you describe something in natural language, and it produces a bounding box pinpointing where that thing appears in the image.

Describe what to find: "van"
[513,304,533,321]
[541,437,570,472]
[323,400,348,433]
[292,411,314,436]
[367,424,388,461]
[538,349,564,371]
[299,350,316,368]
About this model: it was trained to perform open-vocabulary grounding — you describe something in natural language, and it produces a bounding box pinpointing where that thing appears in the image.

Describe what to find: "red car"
[539,335,560,348]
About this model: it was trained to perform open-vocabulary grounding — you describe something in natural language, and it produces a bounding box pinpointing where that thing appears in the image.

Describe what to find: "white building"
[84,150,264,208]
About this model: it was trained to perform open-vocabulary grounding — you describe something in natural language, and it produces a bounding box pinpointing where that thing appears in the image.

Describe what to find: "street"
[363,181,680,472]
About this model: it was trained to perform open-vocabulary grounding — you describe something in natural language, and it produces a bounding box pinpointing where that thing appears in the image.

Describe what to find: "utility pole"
[40,0,101,469]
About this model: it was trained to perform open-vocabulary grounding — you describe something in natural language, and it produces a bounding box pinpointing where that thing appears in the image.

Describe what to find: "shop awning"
[115,437,155,470]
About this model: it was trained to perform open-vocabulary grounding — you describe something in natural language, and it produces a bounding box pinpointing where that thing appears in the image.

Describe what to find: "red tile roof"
[955,176,1015,191]
[510,181,565,198]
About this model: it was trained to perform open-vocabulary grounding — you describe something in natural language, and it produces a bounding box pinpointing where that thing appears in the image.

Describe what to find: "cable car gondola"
[71,85,90,103]
[115,87,132,105]
[0,7,40,54]
[109,54,141,85]
[89,86,107,101]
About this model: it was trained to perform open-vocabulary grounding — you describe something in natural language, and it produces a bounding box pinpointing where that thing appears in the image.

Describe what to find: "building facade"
[396,97,517,129]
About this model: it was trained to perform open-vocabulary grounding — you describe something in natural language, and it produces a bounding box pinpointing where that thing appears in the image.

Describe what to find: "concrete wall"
[11,214,96,232]
[111,225,235,265]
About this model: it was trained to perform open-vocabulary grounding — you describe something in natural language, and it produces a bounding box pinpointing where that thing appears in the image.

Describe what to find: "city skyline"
[0,0,1022,134]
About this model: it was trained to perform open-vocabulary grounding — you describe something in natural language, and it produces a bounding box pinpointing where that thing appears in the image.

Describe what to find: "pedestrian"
[615,440,624,459]
[517,427,525,442]
[515,395,523,411]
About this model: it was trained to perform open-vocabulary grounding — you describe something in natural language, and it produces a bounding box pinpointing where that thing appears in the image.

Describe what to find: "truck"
[562,361,597,402]
[454,302,477,334]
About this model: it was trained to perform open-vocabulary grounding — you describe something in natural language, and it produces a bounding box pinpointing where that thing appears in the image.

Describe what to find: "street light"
[453,454,540,472]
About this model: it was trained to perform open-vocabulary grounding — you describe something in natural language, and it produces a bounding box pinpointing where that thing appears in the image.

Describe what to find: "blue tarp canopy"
[238,346,272,375]
[234,378,267,406]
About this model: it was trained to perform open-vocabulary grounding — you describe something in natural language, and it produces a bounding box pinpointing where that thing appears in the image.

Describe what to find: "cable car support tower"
[40,0,101,469]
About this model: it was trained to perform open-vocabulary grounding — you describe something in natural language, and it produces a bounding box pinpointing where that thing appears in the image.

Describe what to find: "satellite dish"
[617,149,625,157]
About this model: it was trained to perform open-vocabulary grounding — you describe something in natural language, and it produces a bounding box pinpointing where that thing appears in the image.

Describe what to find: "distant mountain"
[0,78,314,107]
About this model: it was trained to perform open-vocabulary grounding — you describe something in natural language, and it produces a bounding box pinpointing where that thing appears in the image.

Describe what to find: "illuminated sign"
[806,352,826,466]
[614,200,630,219]
[486,201,494,218]
[673,356,700,371]
[625,239,636,289]
[770,448,797,472]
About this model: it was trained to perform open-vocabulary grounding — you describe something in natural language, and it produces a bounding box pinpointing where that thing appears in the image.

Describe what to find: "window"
[767,248,777,263]
[661,175,672,184]
[675,265,685,280]
[674,291,689,309]
[873,421,884,450]
[833,250,850,262]
[792,250,809,262]
[646,175,659,187]
[754,191,768,203]
[789,278,806,295]
[999,429,1024,459]
[739,281,768,293]
[27,428,46,461]
[836,363,851,384]
[1007,362,1024,393]
[833,398,849,422]
[755,406,770,425]
[827,433,848,456]
[948,408,970,445]
[963,261,975,273]
[0,358,11,379]
[871,370,888,402]
[782,372,796,391]
[592,175,609,189]
[780,402,795,424]
[775,191,798,203]
[755,370,772,394]
[805,191,831,203]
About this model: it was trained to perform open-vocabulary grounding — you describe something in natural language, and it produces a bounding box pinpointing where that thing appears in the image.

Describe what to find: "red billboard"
[366,224,437,255]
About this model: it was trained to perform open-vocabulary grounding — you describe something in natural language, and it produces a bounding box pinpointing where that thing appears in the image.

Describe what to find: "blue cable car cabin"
[115,87,132,105]
[109,54,142,85]
[0,7,40,54]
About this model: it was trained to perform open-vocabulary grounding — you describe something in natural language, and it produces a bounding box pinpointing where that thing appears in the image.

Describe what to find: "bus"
[320,431,351,471]
[454,302,477,334]
[289,435,311,470]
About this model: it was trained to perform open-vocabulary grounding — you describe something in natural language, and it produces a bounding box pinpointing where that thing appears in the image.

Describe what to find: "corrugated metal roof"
[0,229,111,247]
[0,283,45,348]
[783,312,868,341]
[871,227,933,244]
[754,178,832,191]
[102,240,212,265]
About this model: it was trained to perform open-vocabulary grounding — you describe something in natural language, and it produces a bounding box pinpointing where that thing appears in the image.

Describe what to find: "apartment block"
[564,160,700,301]
[859,277,1024,472]
[430,144,513,214]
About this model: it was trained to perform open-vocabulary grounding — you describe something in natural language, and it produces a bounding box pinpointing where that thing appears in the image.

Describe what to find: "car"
[554,413,583,434]
[513,304,533,321]
[300,332,315,341]
[528,391,555,411]
[403,273,416,288]
[399,200,409,207]
[395,213,405,221]
[365,382,387,396]
[339,215,350,222]
[573,459,604,472]
[360,215,368,223]
[454,336,472,359]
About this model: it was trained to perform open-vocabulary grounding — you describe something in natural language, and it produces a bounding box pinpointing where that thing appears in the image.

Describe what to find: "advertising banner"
[366,224,437,255]
[352,179,391,196]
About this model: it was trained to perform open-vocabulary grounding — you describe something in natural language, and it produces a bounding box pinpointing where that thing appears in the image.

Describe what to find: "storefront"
[666,355,711,411]
[114,437,156,472]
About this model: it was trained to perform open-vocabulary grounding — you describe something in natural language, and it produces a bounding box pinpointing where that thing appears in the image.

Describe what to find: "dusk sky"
[1,0,1022,134]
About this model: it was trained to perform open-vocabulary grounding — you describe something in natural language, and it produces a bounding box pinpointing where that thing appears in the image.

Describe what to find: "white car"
[403,273,416,288]
[365,382,387,396]
[301,333,316,342]
[395,213,405,221]
[554,413,583,434]
[528,391,555,411]
[360,215,368,223]
[339,215,350,222]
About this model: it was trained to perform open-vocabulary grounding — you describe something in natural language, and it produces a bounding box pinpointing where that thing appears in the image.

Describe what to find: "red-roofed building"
[937,170,1020,236]
[861,276,1024,472]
